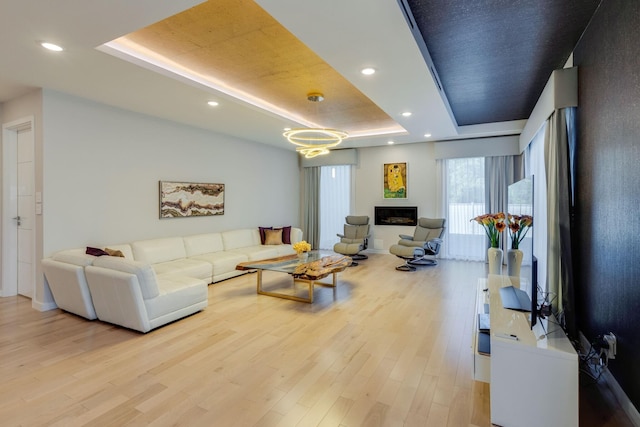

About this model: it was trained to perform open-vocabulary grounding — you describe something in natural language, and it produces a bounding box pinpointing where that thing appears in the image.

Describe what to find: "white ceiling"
[0,0,525,151]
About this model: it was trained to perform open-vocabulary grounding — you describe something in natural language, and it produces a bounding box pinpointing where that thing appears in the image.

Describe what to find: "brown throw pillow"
[259,226,272,244]
[264,228,283,245]
[104,248,125,257]
[86,247,108,257]
[275,226,292,244]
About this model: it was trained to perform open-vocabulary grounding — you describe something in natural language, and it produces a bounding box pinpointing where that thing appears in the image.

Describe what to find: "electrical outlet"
[604,333,617,360]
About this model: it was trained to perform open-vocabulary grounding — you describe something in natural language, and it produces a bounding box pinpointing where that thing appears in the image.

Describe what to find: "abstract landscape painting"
[160,181,225,218]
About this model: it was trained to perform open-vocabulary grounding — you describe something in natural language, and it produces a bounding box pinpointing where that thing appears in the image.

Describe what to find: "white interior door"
[2,117,35,298]
[17,128,35,298]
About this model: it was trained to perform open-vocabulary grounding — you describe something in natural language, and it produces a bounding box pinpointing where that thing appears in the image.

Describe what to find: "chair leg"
[408,257,437,266]
[351,253,368,261]
[395,258,417,271]
[396,264,416,271]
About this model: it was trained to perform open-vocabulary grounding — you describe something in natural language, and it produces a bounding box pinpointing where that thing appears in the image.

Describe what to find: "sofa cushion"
[229,245,280,261]
[222,229,261,251]
[92,256,160,299]
[104,248,125,257]
[131,237,187,264]
[289,227,303,244]
[190,251,248,278]
[259,226,292,244]
[146,274,208,321]
[264,228,283,245]
[272,244,296,257]
[105,244,134,259]
[258,226,272,244]
[183,233,224,257]
[151,259,212,282]
[86,247,109,257]
[52,249,96,267]
[276,226,292,244]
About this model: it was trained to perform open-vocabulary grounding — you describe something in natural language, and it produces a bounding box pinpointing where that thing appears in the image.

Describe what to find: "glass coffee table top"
[235,251,348,303]
[237,251,335,274]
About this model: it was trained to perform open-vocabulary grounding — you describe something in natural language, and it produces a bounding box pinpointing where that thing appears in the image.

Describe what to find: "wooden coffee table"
[236,252,351,303]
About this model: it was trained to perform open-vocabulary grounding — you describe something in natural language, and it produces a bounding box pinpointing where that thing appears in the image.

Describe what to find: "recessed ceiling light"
[401,112,412,117]
[424,133,432,138]
[41,42,63,52]
[361,67,376,75]
[207,101,219,107]
[283,127,291,131]
[387,140,395,145]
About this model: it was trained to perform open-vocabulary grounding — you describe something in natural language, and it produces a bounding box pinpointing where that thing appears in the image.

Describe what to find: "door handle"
[13,216,21,226]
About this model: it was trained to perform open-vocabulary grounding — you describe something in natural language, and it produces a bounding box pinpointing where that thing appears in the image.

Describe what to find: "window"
[441,157,487,261]
[319,165,351,250]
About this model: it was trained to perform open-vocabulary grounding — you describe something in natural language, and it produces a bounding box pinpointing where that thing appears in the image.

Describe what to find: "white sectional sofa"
[85,256,208,333]
[41,227,302,332]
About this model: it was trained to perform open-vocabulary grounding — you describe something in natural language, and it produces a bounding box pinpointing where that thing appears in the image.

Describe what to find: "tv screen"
[507,176,537,329]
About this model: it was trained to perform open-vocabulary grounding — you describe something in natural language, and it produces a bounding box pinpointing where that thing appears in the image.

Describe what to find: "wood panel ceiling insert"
[117,0,404,136]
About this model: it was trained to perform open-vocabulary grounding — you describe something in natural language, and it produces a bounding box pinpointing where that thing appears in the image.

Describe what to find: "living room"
[1,0,639,426]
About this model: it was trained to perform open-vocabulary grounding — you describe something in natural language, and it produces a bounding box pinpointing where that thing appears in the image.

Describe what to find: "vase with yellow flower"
[506,214,533,277]
[292,240,312,261]
[471,213,507,275]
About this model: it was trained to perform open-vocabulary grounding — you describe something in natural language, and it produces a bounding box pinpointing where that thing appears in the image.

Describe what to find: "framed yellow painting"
[383,162,407,199]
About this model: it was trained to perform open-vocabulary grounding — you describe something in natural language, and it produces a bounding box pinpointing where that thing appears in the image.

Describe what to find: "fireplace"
[374,206,418,226]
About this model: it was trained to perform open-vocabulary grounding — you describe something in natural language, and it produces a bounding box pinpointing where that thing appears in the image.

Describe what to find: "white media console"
[472,274,578,427]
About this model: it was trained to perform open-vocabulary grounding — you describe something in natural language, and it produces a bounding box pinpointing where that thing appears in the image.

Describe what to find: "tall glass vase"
[507,249,523,278]
[488,247,503,275]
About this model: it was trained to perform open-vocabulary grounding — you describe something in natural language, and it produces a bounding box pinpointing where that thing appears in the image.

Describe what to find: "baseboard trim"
[365,249,387,254]
[32,299,58,312]
[579,331,640,427]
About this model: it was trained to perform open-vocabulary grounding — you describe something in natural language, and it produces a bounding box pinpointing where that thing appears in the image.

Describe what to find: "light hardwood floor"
[0,254,633,426]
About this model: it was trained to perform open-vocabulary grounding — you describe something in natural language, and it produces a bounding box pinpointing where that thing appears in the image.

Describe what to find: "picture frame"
[159,181,225,218]
[383,162,407,199]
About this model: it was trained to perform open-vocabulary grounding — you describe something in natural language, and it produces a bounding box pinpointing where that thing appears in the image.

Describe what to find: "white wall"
[41,90,301,255]
[354,143,437,251]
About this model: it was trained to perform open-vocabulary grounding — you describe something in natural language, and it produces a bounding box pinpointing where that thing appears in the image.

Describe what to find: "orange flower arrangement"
[471,213,506,248]
[507,214,533,249]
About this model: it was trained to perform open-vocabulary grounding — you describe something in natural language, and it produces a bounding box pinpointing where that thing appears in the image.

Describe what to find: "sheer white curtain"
[439,155,522,261]
[525,123,548,298]
[319,165,351,250]
[301,167,320,249]
[439,157,487,261]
